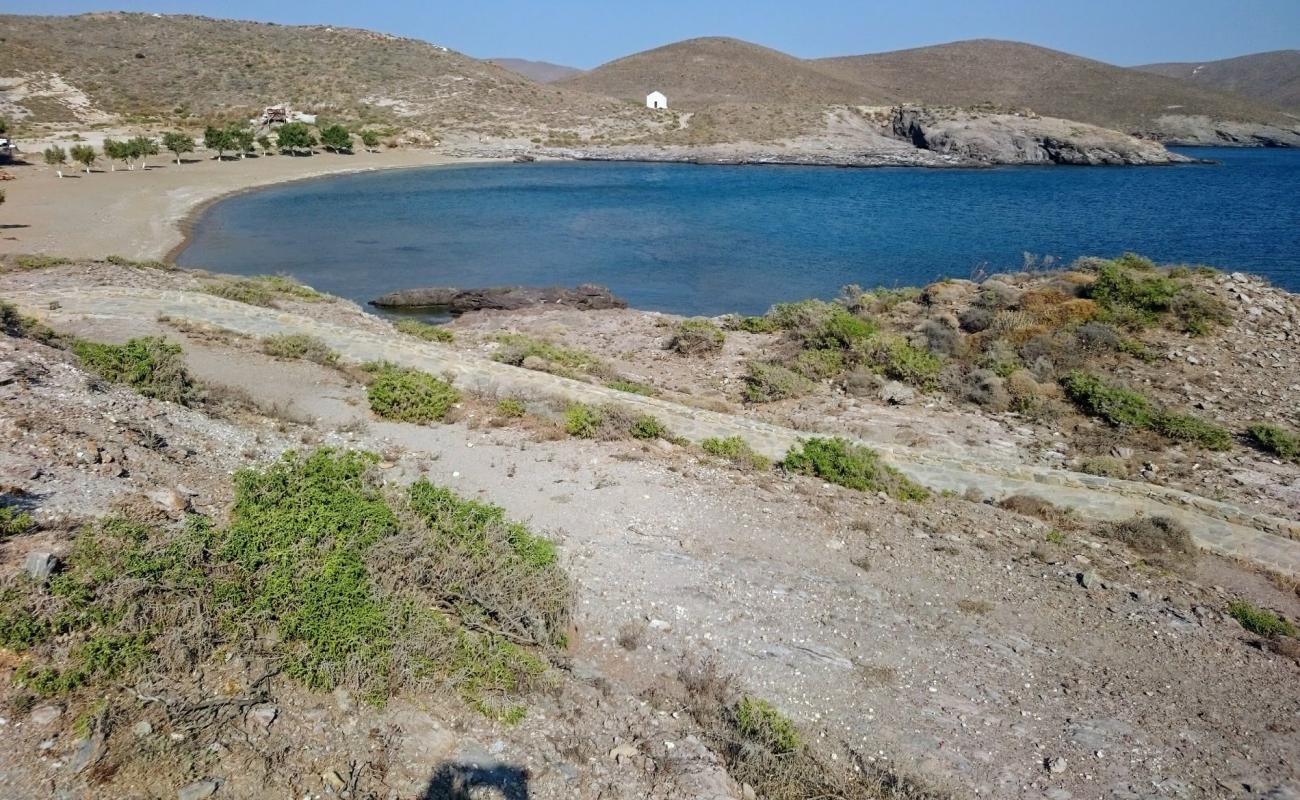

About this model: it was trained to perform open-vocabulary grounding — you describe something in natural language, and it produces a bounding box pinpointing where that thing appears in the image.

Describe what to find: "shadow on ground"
[421,762,530,799]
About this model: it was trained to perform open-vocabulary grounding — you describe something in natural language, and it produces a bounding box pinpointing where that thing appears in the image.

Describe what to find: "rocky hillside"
[556,36,878,108]
[489,57,583,83]
[0,12,645,140]
[815,39,1300,145]
[1135,50,1300,113]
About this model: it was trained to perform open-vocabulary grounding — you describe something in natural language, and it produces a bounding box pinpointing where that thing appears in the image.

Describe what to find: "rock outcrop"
[371,284,627,312]
[1144,115,1300,148]
[889,106,1194,165]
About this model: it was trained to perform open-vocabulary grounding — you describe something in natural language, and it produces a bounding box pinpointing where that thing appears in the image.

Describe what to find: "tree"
[256,134,273,155]
[43,145,67,177]
[319,124,352,154]
[204,126,233,160]
[103,138,128,171]
[129,135,159,170]
[70,144,97,174]
[228,126,255,159]
[359,129,380,153]
[276,122,316,156]
[0,117,8,136]
[162,131,195,165]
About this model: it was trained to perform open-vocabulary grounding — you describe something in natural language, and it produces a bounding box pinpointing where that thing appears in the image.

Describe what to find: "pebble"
[132,720,153,738]
[1077,571,1101,590]
[321,770,346,791]
[1045,755,1067,774]
[25,551,58,581]
[29,705,62,726]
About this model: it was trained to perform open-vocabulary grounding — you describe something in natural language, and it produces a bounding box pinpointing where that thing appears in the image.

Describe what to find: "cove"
[178,148,1300,318]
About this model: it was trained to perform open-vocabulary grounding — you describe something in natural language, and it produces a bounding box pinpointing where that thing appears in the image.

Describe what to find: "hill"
[1134,50,1300,112]
[0,12,639,139]
[488,57,583,83]
[813,39,1298,140]
[556,36,882,108]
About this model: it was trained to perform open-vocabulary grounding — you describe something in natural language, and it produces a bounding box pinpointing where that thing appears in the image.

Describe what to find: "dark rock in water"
[371,284,627,312]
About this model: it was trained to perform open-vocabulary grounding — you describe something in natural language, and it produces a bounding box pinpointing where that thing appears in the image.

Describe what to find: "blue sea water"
[179,148,1300,317]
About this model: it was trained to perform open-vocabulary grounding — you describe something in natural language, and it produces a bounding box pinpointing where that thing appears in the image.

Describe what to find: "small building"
[645,91,667,110]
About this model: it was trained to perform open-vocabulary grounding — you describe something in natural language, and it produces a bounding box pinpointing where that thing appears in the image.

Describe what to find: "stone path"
[14,286,1300,576]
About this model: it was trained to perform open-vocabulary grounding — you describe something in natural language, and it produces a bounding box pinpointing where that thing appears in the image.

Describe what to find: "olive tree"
[129,135,159,170]
[359,129,380,153]
[257,134,273,155]
[102,138,128,171]
[229,127,255,158]
[162,131,195,165]
[276,122,316,156]
[70,144,97,174]
[204,126,234,160]
[43,145,67,177]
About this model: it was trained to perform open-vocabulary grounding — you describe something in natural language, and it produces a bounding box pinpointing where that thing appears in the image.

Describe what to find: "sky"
[7,0,1299,69]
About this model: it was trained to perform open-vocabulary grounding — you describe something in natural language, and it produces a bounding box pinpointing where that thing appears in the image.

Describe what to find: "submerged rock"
[371,284,627,312]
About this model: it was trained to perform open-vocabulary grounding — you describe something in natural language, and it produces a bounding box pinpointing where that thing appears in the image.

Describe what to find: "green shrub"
[670,319,725,355]
[1061,371,1156,428]
[1113,252,1157,271]
[564,404,601,438]
[492,334,611,380]
[606,378,658,396]
[734,697,802,755]
[730,314,781,334]
[701,436,771,470]
[1171,288,1231,336]
[202,274,325,307]
[1086,262,1178,323]
[743,361,814,402]
[1079,456,1127,478]
[807,307,877,350]
[366,363,459,422]
[782,438,928,500]
[791,347,844,380]
[394,319,454,343]
[104,255,172,271]
[0,506,34,539]
[7,255,72,271]
[261,333,338,365]
[1228,600,1297,639]
[872,337,944,390]
[71,336,199,405]
[1247,423,1300,462]
[629,414,667,440]
[1152,411,1232,451]
[767,299,836,331]
[496,398,527,418]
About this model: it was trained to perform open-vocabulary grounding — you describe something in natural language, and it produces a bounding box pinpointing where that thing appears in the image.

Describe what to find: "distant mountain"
[813,39,1295,134]
[488,58,583,83]
[556,36,879,108]
[1134,50,1300,112]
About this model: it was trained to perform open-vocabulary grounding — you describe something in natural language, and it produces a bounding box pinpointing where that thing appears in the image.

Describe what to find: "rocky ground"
[1,259,1299,799]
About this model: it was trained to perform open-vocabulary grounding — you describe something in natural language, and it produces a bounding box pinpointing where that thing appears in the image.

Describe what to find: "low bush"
[629,414,668,440]
[805,307,877,351]
[1095,515,1197,570]
[871,337,944,390]
[1061,371,1156,428]
[0,506,34,539]
[394,319,454,343]
[1170,288,1231,336]
[105,255,172,271]
[202,274,325,307]
[564,403,601,438]
[365,363,459,423]
[791,348,844,380]
[605,378,657,396]
[71,336,200,405]
[495,398,527,418]
[1152,411,1233,451]
[0,299,58,344]
[1227,600,1297,639]
[1079,456,1127,478]
[5,255,72,272]
[962,368,1011,411]
[492,334,612,381]
[782,438,928,501]
[2,450,569,719]
[670,319,725,356]
[261,333,338,365]
[700,436,771,470]
[729,314,781,334]
[734,696,802,754]
[998,494,1074,526]
[917,319,961,356]
[958,306,993,333]
[1074,321,1122,352]
[743,362,814,403]
[1086,262,1179,324]
[1247,423,1300,462]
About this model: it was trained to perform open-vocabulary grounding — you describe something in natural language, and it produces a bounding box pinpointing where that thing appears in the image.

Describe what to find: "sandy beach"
[0,147,483,261]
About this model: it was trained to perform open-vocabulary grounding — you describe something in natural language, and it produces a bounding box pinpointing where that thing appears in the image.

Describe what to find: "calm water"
[179,148,1300,317]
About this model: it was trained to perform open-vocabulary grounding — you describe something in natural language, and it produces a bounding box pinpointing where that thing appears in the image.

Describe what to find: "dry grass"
[1094,515,1198,570]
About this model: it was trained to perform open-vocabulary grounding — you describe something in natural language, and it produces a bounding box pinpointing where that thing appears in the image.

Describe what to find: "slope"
[1134,50,1300,112]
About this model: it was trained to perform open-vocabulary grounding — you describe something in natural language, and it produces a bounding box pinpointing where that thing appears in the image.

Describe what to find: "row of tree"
[41,122,384,177]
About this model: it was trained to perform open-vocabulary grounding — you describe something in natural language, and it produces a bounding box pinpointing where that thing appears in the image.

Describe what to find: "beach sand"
[0,148,481,261]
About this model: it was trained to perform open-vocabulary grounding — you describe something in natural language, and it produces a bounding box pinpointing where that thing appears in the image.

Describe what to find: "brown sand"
[0,148,483,260]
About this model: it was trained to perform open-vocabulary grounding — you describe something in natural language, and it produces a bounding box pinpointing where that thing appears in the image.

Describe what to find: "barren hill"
[488,57,583,83]
[556,36,882,108]
[0,12,637,138]
[1135,50,1300,112]
[814,39,1298,140]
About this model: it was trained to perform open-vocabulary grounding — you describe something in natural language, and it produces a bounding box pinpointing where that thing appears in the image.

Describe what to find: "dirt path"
[11,286,1300,580]
[11,288,1299,799]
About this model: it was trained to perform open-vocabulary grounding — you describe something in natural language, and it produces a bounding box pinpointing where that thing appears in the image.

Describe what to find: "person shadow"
[420,762,530,799]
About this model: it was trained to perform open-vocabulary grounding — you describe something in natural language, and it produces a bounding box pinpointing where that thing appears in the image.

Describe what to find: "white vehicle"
[0,137,15,162]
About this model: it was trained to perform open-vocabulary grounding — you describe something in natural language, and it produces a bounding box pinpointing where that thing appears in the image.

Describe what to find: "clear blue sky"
[8,0,1299,68]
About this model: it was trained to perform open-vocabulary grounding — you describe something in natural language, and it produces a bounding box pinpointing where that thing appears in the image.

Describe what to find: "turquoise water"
[179,148,1300,317]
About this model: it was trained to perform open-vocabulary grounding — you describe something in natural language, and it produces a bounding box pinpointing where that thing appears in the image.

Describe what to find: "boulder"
[371,284,627,312]
[25,551,57,581]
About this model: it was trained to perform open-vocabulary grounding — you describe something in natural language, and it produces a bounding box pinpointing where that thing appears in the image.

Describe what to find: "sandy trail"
[0,147,483,261]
